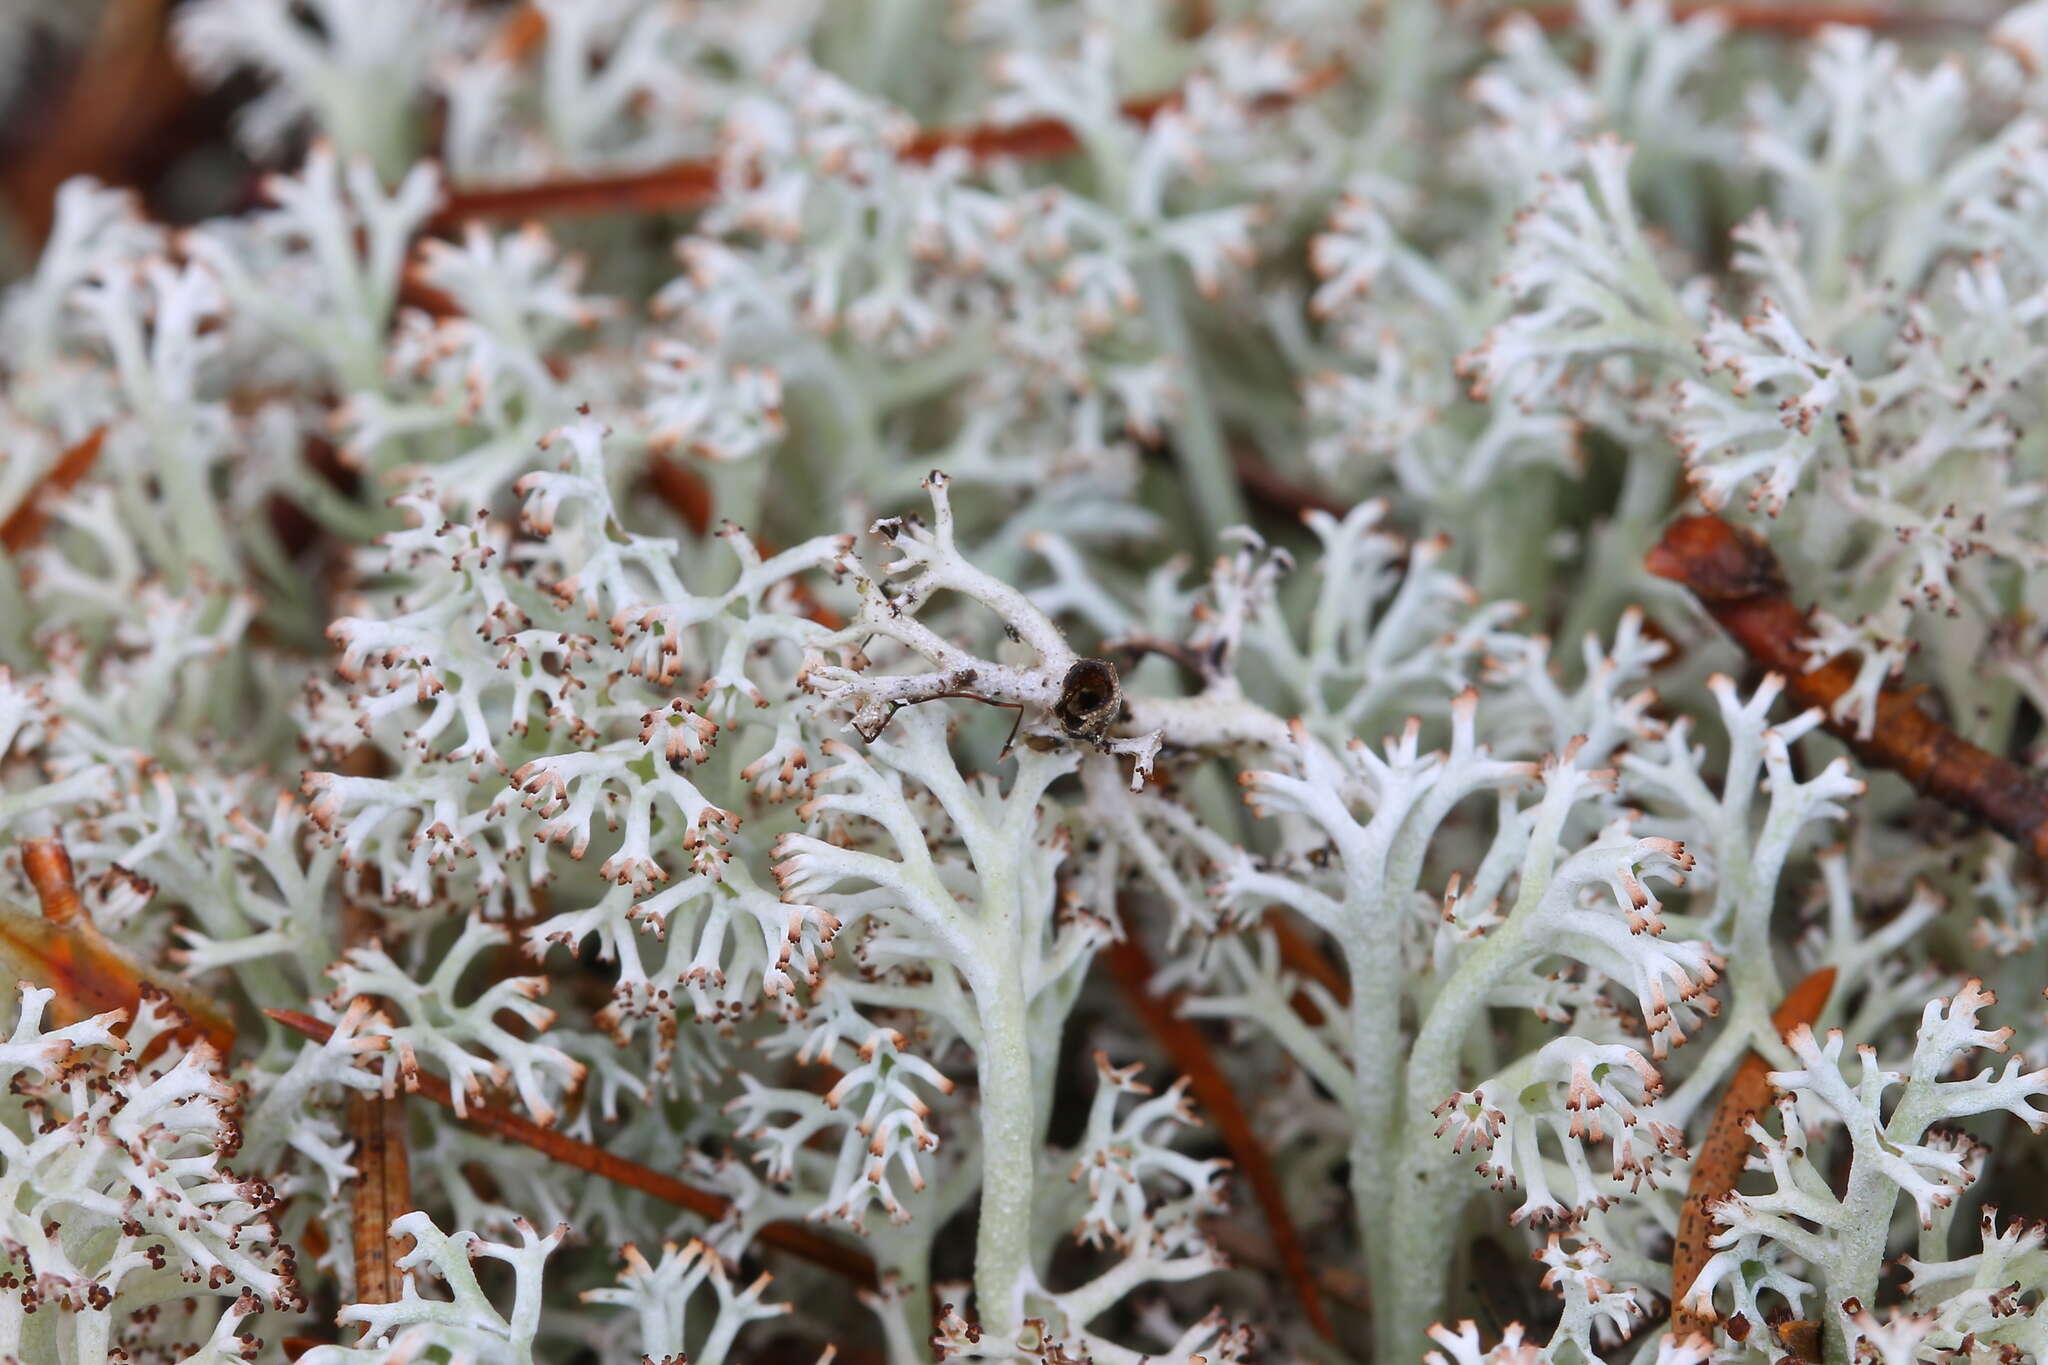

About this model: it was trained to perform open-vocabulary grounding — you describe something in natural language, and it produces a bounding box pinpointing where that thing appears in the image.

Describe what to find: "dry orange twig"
[1268,911,1349,1005]
[1100,930,1336,1341]
[1670,966,1836,1339]
[2,836,236,1054]
[431,69,1341,228]
[344,1088,412,1307]
[339,902,414,1314]
[1500,2,1975,35]
[266,1007,880,1287]
[0,0,191,245]
[1647,514,2048,859]
[428,0,1946,233]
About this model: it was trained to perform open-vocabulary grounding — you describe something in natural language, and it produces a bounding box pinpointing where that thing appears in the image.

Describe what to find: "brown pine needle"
[339,902,414,1315]
[1648,513,2048,859]
[431,5,1932,229]
[266,1008,879,1287]
[431,68,1341,229]
[1268,911,1349,1016]
[394,252,465,321]
[346,1088,413,1308]
[1100,932,1337,1341]
[4,427,107,553]
[0,0,191,245]
[647,452,715,538]
[3,836,236,1054]
[1230,448,1347,522]
[1670,966,1836,1339]
[1500,3,1976,36]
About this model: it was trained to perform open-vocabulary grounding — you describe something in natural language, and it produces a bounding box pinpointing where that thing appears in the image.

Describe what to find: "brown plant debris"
[1647,513,2048,860]
[0,0,191,245]
[340,901,414,1314]
[1501,3,1976,36]
[1669,965,1836,1339]
[3,427,108,553]
[21,837,83,927]
[345,1087,413,1308]
[431,68,1340,228]
[647,452,715,538]
[427,5,1935,232]
[1230,447,1347,522]
[2,836,236,1053]
[1100,930,1336,1340]
[1268,910,1349,1020]
[266,1008,880,1287]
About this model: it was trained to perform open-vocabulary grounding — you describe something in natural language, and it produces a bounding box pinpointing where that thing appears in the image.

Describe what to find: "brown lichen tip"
[1649,512,2048,861]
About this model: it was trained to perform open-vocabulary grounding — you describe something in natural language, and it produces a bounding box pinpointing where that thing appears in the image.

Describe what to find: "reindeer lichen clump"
[7,2,2048,1363]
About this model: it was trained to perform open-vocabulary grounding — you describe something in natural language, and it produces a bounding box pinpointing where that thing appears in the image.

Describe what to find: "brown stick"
[345,1088,413,1307]
[3,428,108,553]
[0,0,192,245]
[647,452,715,538]
[266,1008,879,1286]
[1499,2,1974,35]
[1230,448,1349,522]
[1100,932,1337,1341]
[1670,966,1836,1339]
[339,901,414,1315]
[1269,913,1349,1005]
[1647,514,2048,860]
[431,0,1942,232]
[432,70,1340,229]
[3,837,237,1054]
